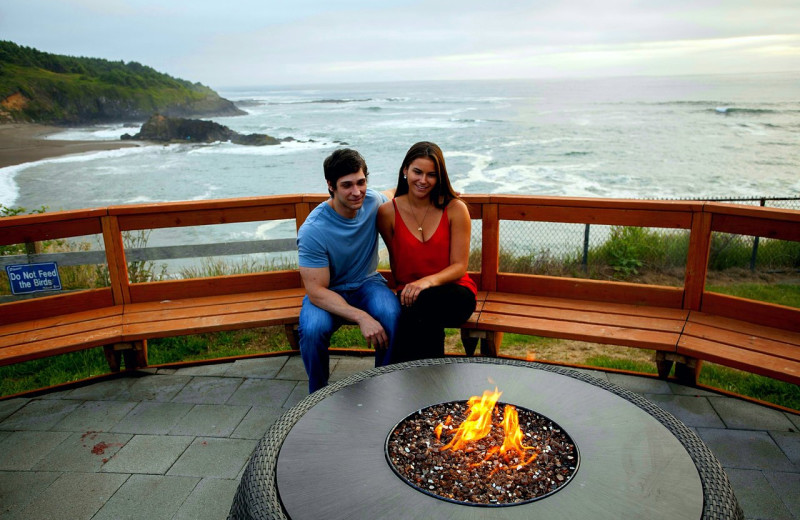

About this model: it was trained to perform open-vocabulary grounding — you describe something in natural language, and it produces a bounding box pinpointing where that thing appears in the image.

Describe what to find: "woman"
[377,141,477,362]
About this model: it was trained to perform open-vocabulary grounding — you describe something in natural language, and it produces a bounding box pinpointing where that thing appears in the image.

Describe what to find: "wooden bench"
[1,195,798,390]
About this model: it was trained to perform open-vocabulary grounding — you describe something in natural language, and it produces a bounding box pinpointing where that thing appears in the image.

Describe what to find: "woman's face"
[404,157,438,200]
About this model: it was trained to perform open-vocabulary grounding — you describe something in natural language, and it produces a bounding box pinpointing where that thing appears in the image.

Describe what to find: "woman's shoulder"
[377,197,398,220]
[445,197,469,215]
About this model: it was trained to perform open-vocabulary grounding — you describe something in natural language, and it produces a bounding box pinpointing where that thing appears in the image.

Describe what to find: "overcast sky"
[2,0,799,89]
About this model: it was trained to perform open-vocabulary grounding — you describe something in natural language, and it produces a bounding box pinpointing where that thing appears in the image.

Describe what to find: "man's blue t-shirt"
[297,189,387,292]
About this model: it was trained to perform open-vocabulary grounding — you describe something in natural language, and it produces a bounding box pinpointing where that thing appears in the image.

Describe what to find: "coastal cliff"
[0,41,244,125]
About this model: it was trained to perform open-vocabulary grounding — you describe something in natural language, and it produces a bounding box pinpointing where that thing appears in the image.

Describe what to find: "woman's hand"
[400,278,434,306]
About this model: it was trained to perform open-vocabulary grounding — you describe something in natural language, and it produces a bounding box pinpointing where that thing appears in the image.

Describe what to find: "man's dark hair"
[323,148,369,196]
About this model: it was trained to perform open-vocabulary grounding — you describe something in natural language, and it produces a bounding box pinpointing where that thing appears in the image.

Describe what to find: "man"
[297,148,400,392]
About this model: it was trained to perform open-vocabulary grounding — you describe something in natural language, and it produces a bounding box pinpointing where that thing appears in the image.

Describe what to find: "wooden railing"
[2,194,799,380]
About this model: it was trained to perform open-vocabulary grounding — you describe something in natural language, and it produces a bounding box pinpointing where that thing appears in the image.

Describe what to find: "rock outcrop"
[121,114,288,146]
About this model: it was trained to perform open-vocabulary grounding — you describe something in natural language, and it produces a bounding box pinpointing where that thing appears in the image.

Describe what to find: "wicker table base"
[228,358,742,520]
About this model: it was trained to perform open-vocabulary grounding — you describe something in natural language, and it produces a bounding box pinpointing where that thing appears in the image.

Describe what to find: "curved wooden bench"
[1,195,798,390]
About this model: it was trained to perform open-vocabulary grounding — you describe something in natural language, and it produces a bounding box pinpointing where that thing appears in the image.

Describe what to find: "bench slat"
[478,312,680,351]
[681,322,799,362]
[0,314,123,348]
[485,292,688,320]
[482,301,685,333]
[123,307,302,340]
[678,335,800,384]
[124,296,303,325]
[0,306,123,338]
[122,288,306,313]
[687,312,800,347]
[0,326,122,366]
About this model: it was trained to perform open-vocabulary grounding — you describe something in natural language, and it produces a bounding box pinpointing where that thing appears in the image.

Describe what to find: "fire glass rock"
[386,401,578,506]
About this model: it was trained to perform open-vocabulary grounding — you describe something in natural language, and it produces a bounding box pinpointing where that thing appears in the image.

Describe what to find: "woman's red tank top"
[391,199,477,295]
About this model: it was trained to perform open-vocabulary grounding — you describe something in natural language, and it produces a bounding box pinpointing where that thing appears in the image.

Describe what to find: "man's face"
[328,169,367,216]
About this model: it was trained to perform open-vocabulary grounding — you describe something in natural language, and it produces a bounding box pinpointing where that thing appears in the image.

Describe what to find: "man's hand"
[300,266,389,350]
[356,313,389,349]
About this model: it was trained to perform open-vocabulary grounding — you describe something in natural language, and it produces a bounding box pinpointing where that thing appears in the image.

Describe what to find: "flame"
[440,388,502,451]
[434,415,452,440]
[437,388,539,473]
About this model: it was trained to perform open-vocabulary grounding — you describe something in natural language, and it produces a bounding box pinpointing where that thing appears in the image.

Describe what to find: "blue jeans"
[298,278,400,393]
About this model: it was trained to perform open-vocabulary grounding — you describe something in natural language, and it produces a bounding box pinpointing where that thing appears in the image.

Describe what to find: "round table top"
[229,358,743,520]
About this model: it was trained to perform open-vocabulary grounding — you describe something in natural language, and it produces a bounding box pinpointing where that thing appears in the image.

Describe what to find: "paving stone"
[282,383,309,409]
[111,401,194,435]
[697,427,796,472]
[173,477,239,520]
[32,431,131,472]
[786,412,800,431]
[709,396,797,432]
[667,383,719,397]
[37,387,78,400]
[606,372,673,395]
[169,404,250,437]
[52,400,138,432]
[225,356,287,378]
[769,430,800,466]
[725,468,793,520]
[100,434,193,475]
[274,355,308,380]
[0,430,70,470]
[0,399,82,430]
[171,376,243,404]
[92,474,199,520]
[12,471,129,520]
[230,406,285,439]
[167,437,257,479]
[643,394,725,428]
[173,363,234,376]
[0,398,29,421]
[125,374,192,401]
[225,378,297,407]
[764,471,800,519]
[329,355,373,382]
[66,378,138,401]
[0,471,60,517]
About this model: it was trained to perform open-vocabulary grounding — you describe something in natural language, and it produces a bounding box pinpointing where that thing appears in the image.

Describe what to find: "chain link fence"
[469,197,800,283]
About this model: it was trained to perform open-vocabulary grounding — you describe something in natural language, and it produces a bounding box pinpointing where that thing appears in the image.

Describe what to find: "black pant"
[392,283,477,363]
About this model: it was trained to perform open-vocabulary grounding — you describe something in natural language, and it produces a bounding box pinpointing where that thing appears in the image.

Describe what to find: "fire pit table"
[228,358,742,520]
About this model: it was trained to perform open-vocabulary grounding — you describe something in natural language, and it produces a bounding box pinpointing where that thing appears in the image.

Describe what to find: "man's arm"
[299,266,390,349]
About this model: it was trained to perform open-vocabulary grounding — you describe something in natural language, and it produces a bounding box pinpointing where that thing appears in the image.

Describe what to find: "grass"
[707,283,800,308]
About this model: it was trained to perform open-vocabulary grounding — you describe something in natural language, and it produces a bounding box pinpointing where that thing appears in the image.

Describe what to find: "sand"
[0,123,139,169]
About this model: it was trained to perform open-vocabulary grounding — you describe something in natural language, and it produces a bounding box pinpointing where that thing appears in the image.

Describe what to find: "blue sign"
[5,262,62,295]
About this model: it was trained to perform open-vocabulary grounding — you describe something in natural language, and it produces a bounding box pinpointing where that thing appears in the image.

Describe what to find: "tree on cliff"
[0,40,244,124]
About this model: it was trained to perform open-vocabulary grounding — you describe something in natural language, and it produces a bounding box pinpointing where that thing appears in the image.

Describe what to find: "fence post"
[749,198,766,271]
[24,240,41,261]
[582,224,590,272]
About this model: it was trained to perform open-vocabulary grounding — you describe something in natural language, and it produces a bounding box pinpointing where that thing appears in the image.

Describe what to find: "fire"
[436,388,539,473]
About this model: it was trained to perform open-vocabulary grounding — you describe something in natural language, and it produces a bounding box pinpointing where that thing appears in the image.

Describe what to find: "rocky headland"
[121,114,294,146]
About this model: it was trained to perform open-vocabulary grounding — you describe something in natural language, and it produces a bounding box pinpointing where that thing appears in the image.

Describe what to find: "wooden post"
[294,202,312,231]
[683,209,712,311]
[101,215,132,305]
[481,203,499,292]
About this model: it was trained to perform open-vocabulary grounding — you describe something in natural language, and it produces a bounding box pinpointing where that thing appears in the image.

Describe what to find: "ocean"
[1,72,798,258]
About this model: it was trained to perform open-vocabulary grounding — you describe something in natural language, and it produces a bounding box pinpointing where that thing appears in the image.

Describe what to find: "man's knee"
[299,302,336,347]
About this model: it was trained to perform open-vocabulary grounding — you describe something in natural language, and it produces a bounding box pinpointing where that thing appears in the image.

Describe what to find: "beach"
[0,123,138,169]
